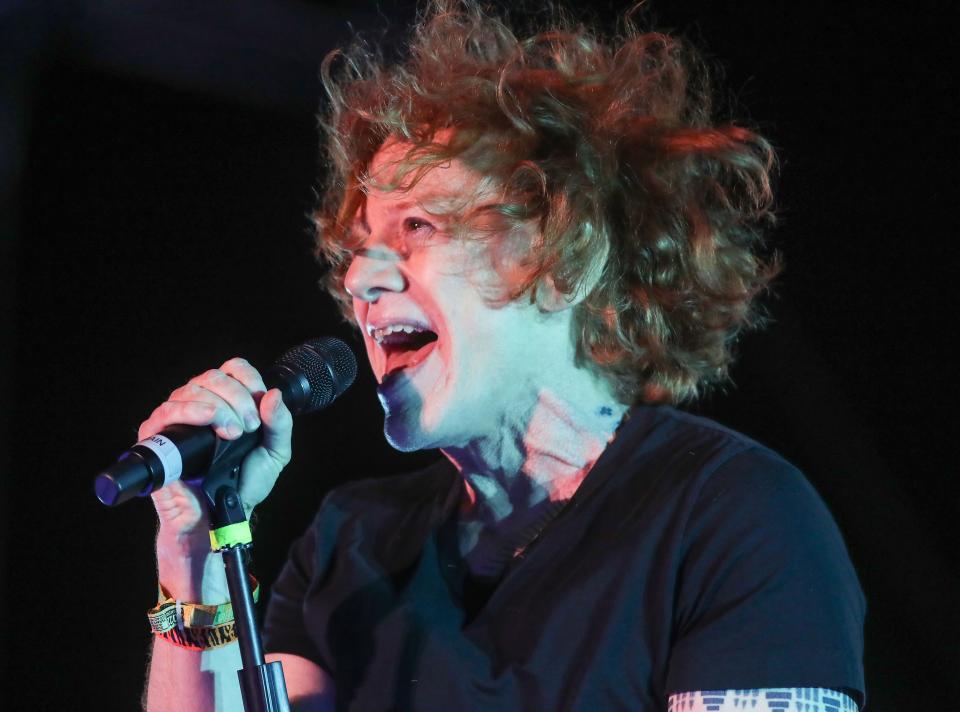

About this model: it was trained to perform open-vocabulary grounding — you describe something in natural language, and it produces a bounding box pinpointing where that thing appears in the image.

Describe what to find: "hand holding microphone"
[96,338,356,549]
[145,355,289,543]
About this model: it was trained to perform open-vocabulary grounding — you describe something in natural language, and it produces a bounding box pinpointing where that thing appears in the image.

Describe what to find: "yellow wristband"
[209,521,253,551]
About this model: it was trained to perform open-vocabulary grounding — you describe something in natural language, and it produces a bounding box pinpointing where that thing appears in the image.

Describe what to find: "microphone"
[94,337,357,507]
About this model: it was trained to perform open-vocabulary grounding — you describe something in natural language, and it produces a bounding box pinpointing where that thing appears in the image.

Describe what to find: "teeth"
[370,323,428,343]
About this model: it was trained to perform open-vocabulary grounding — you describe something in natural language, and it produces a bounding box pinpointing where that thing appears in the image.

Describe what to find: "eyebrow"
[349,193,505,237]
[350,197,445,236]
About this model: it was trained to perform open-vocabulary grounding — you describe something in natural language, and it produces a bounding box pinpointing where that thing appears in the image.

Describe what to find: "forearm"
[146,636,243,712]
[144,533,245,711]
[137,360,293,710]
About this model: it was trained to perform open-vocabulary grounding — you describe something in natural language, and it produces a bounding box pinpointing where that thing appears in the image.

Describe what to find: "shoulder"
[647,409,862,605]
[606,405,806,513]
[608,407,862,601]
[630,405,780,467]
[655,412,866,702]
[657,409,848,558]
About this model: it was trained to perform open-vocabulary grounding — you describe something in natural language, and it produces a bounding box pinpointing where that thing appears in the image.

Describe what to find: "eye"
[402,217,435,234]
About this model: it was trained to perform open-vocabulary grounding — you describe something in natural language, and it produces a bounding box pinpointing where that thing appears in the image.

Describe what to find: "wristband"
[155,622,238,651]
[148,575,260,637]
[209,521,253,551]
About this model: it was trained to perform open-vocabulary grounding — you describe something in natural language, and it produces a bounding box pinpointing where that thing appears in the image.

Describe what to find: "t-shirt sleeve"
[262,510,329,669]
[665,447,866,706]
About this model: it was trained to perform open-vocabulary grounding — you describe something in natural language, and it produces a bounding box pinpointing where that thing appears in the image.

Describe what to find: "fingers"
[151,480,206,531]
[138,400,216,440]
[197,367,261,430]
[151,358,266,441]
[220,357,268,399]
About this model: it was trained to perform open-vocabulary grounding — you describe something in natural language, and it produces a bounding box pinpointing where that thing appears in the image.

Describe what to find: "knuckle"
[191,400,216,417]
[217,408,241,426]
[182,383,204,399]
[223,356,251,370]
[170,382,198,400]
[199,368,223,383]
[225,357,267,392]
[147,402,175,428]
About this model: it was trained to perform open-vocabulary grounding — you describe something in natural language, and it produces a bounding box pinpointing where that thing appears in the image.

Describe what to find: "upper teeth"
[370,324,426,343]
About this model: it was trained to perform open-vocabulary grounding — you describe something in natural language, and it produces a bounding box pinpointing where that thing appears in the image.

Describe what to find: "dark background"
[2,1,956,709]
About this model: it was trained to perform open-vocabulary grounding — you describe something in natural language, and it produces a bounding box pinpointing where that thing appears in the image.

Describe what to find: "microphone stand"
[200,433,290,712]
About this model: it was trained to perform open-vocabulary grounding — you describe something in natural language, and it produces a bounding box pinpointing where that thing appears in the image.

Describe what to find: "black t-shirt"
[263,406,866,710]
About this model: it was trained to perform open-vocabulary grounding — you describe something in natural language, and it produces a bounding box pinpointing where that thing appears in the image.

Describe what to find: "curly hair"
[314,0,779,404]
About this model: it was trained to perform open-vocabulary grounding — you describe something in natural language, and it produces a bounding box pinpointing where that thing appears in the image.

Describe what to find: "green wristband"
[209,521,253,551]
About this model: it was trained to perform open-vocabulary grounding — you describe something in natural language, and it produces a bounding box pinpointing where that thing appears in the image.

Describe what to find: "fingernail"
[226,422,243,438]
[245,411,260,430]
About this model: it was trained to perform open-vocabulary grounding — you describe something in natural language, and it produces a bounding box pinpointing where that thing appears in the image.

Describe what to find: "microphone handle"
[94,353,328,507]
[96,401,271,506]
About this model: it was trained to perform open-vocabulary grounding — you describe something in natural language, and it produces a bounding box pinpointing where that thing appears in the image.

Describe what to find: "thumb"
[258,388,293,467]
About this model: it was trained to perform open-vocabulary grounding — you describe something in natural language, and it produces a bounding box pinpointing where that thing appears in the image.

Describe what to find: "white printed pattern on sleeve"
[667,688,858,712]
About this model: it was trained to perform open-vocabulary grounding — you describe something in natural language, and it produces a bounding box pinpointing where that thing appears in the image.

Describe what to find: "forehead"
[364,138,500,215]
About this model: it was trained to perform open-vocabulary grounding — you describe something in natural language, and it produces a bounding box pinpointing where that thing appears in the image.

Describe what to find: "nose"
[344,247,406,302]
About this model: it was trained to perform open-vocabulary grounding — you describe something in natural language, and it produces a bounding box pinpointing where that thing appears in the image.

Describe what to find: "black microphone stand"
[200,433,290,712]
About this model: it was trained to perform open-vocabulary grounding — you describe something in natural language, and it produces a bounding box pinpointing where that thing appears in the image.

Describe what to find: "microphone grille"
[274,337,357,412]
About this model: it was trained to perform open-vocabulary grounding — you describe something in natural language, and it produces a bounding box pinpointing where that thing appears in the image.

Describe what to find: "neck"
[441,374,627,573]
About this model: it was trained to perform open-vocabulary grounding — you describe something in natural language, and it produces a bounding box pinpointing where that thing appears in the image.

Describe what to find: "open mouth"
[375,326,439,378]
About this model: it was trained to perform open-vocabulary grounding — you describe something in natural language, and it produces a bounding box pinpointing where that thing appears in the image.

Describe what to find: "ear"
[535,237,610,313]
[536,274,578,312]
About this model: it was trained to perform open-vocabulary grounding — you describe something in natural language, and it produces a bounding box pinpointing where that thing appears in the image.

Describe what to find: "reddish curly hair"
[314,0,779,404]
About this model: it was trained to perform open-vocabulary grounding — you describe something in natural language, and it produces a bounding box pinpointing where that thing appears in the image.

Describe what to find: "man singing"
[142,2,865,709]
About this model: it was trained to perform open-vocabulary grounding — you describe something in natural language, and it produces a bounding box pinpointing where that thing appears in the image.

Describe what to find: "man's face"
[344,141,569,451]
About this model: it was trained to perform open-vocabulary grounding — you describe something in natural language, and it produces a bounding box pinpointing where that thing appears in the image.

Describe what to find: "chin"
[383,417,429,452]
[382,407,449,452]
[377,371,438,452]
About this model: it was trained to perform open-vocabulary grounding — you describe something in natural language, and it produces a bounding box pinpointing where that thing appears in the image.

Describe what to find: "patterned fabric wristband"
[155,621,239,651]
[147,575,259,639]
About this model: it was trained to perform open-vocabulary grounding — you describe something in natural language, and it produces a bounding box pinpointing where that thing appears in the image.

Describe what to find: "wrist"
[148,575,259,651]
[156,531,228,603]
